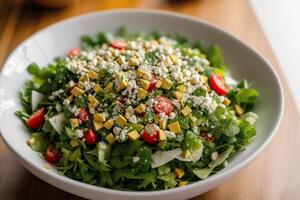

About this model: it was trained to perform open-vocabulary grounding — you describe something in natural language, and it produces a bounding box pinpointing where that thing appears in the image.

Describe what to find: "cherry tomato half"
[141,124,159,144]
[110,41,125,50]
[153,96,174,116]
[26,107,46,129]
[84,129,98,145]
[67,48,81,57]
[148,76,157,92]
[45,144,61,164]
[209,74,228,96]
[78,108,89,123]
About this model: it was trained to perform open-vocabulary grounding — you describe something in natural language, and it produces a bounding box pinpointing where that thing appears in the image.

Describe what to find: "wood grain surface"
[0,0,299,199]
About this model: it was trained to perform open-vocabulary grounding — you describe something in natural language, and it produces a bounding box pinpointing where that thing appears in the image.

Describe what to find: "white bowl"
[0,9,284,200]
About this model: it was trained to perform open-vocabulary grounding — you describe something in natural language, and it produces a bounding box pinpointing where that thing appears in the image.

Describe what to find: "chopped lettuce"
[157,172,177,189]
[235,88,259,111]
[193,145,234,179]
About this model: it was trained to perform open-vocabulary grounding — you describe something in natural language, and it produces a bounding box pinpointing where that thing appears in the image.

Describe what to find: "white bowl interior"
[0,10,283,200]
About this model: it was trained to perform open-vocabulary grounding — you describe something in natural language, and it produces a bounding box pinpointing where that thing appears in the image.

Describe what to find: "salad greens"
[17,27,259,191]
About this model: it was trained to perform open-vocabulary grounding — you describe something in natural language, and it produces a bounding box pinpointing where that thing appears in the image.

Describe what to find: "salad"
[16,27,259,190]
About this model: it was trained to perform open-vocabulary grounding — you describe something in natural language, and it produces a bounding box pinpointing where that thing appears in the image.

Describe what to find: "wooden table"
[1,0,299,199]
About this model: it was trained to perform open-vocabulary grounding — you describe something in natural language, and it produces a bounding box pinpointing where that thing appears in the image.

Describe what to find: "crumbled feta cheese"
[211,152,219,161]
[132,156,140,163]
[128,115,137,123]
[63,99,70,106]
[74,129,84,138]
[116,129,128,142]
[165,131,176,139]
[169,112,176,120]
[113,126,122,135]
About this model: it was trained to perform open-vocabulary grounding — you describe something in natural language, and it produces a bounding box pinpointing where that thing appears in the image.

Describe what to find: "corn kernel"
[175,168,185,179]
[116,80,128,92]
[94,112,106,122]
[170,54,178,64]
[116,115,127,128]
[168,121,181,134]
[178,181,188,187]
[173,91,184,101]
[88,70,98,79]
[158,130,167,141]
[104,82,113,93]
[88,103,94,113]
[177,85,186,93]
[136,68,147,77]
[155,79,162,88]
[93,121,104,130]
[134,104,147,114]
[234,104,244,116]
[129,57,139,67]
[158,140,167,149]
[114,72,124,80]
[159,119,167,130]
[161,78,173,90]
[77,82,85,89]
[66,95,74,102]
[128,130,140,141]
[105,133,116,144]
[137,88,148,99]
[93,84,102,93]
[142,72,152,80]
[70,139,79,147]
[154,114,160,124]
[181,106,192,117]
[80,74,89,82]
[70,118,79,129]
[27,138,35,146]
[87,94,99,107]
[104,119,114,129]
[140,79,150,90]
[223,97,231,106]
[182,150,191,158]
[71,86,84,97]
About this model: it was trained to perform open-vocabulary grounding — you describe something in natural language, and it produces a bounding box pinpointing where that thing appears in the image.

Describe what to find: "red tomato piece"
[67,48,81,57]
[26,107,46,129]
[148,76,157,92]
[153,96,174,116]
[141,124,159,144]
[84,129,98,145]
[45,144,61,164]
[200,132,215,142]
[78,108,89,123]
[110,40,125,50]
[209,74,228,96]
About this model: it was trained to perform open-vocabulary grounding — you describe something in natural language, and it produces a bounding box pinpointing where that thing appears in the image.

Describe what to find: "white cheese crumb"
[74,129,84,138]
[132,156,140,163]
[169,112,176,120]
[128,115,137,124]
[113,126,122,135]
[165,131,176,139]
[211,152,219,161]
